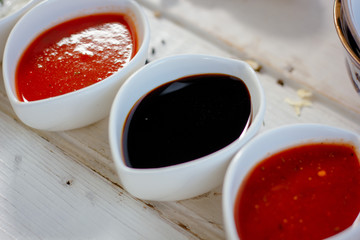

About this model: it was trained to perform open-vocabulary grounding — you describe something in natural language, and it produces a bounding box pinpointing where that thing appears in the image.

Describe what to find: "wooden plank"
[0,109,199,239]
[0,2,360,239]
[138,0,360,114]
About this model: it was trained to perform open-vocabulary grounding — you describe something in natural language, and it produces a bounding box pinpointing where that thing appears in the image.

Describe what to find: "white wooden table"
[1,0,360,239]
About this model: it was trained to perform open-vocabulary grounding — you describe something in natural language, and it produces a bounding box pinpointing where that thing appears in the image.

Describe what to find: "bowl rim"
[109,53,266,175]
[2,0,150,106]
[333,0,360,68]
[342,0,360,49]
[222,123,360,240]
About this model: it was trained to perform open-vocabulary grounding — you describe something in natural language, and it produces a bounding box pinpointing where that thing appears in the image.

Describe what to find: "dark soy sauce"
[122,73,251,168]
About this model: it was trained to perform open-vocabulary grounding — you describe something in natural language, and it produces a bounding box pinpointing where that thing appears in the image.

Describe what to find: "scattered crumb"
[285,88,313,116]
[284,98,312,116]
[285,65,294,73]
[66,179,73,186]
[297,89,312,98]
[245,59,262,72]
[154,11,162,18]
[277,79,284,86]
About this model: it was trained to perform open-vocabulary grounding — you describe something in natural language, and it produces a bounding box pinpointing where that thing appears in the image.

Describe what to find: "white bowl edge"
[222,123,360,240]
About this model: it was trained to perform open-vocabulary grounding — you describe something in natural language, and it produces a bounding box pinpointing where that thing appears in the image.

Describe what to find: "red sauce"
[234,143,360,240]
[16,13,137,101]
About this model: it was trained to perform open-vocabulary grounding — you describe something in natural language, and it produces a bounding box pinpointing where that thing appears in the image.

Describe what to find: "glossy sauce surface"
[235,143,360,240]
[16,13,137,101]
[122,74,251,168]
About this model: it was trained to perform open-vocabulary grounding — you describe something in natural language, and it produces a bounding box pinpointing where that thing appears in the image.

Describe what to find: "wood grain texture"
[0,1,360,239]
[138,0,360,114]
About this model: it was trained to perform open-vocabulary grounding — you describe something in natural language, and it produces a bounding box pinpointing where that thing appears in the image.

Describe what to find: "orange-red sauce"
[16,13,137,101]
[235,143,360,240]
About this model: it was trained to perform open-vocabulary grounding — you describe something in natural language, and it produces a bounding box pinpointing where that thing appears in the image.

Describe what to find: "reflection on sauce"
[122,74,252,168]
[16,13,137,101]
[235,143,360,240]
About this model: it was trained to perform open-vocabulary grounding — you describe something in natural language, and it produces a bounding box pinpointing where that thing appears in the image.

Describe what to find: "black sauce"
[122,73,251,168]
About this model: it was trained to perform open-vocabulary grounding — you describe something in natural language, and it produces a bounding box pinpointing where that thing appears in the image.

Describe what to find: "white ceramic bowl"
[109,54,266,201]
[223,124,360,240]
[3,0,150,131]
[0,0,43,61]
